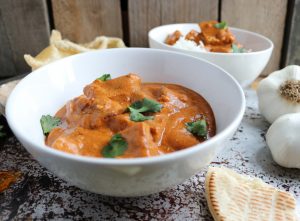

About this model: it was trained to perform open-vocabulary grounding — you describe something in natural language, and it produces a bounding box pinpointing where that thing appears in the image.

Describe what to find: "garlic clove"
[266,113,300,169]
[257,65,300,123]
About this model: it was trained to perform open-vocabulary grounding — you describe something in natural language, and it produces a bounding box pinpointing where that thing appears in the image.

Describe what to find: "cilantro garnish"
[214,21,228,29]
[0,125,6,137]
[128,111,154,122]
[40,115,61,135]
[97,74,111,81]
[232,44,247,53]
[128,98,162,122]
[102,134,128,158]
[186,119,208,139]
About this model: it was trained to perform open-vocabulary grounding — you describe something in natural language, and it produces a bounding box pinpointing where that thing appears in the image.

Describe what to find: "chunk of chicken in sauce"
[165,20,238,53]
[199,20,235,53]
[46,74,216,158]
[165,30,182,45]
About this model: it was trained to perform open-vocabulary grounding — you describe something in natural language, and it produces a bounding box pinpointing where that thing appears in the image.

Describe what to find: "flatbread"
[24,30,126,70]
[205,167,298,221]
[0,80,20,116]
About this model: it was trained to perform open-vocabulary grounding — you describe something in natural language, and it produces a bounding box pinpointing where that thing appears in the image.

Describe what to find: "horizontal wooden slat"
[51,0,123,43]
[0,0,50,77]
[128,0,218,47]
[284,0,300,65]
[221,0,288,76]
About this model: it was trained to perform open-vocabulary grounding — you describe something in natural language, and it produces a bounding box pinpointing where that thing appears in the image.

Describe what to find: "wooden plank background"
[128,0,218,47]
[51,0,123,43]
[0,0,50,77]
[284,0,300,65]
[221,0,288,76]
[0,0,299,78]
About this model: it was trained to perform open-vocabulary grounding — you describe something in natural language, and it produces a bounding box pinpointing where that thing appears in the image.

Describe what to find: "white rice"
[172,37,207,52]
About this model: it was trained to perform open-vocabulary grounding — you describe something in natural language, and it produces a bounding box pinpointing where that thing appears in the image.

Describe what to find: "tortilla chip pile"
[24,30,126,70]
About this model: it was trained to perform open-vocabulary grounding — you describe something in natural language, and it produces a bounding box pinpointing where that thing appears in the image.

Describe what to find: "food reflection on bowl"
[42,73,216,158]
[149,23,273,87]
[6,48,245,196]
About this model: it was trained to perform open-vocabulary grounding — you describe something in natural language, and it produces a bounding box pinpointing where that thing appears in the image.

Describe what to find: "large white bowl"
[149,23,273,88]
[6,48,245,197]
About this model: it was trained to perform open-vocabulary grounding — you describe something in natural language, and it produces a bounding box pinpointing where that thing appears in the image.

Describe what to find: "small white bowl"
[149,23,273,88]
[6,48,245,197]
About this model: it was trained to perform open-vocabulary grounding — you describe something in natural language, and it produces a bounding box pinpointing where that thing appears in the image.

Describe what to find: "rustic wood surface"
[285,0,300,65]
[52,0,123,43]
[221,0,288,76]
[128,0,218,47]
[0,0,50,77]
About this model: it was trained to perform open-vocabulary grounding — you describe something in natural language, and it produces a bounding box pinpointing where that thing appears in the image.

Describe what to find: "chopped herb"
[40,115,61,135]
[128,98,162,122]
[102,134,128,158]
[0,125,6,137]
[214,21,228,29]
[97,74,111,81]
[130,98,162,113]
[128,109,154,122]
[232,44,247,53]
[186,119,208,139]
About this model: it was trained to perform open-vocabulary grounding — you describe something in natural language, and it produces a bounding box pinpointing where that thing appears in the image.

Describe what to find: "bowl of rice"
[149,22,273,88]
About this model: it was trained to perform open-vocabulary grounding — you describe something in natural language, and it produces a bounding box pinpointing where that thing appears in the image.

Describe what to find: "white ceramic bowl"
[149,23,273,88]
[6,48,245,197]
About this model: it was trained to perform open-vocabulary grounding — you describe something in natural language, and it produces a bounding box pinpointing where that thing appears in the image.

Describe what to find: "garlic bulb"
[266,113,300,168]
[257,65,300,123]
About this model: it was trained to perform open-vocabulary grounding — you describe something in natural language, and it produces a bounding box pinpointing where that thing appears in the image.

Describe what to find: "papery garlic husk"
[266,113,300,169]
[257,65,300,123]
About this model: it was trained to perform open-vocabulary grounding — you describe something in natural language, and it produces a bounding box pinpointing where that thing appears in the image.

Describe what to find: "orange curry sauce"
[46,74,216,158]
[0,171,21,192]
[165,20,236,53]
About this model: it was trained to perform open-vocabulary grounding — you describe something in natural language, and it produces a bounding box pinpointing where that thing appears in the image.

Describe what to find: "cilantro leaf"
[97,74,111,81]
[128,98,162,122]
[128,108,154,122]
[130,98,162,113]
[40,115,61,135]
[232,44,247,53]
[0,125,6,138]
[102,134,128,158]
[214,21,228,29]
[186,119,208,138]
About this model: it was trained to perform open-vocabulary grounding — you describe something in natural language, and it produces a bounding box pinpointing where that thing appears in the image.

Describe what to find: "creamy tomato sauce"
[46,74,216,158]
[165,20,238,53]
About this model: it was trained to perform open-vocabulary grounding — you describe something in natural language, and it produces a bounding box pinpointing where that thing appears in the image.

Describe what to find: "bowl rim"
[6,48,246,165]
[148,23,274,56]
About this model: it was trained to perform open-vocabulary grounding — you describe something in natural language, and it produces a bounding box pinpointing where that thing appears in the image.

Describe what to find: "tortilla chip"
[24,30,126,70]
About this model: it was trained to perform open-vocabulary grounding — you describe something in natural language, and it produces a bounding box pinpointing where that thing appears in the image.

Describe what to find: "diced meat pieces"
[185,30,201,44]
[82,74,143,115]
[84,74,142,101]
[62,96,105,129]
[104,113,134,133]
[162,106,204,150]
[120,123,160,157]
[199,20,235,52]
[47,75,216,158]
[143,85,187,111]
[165,30,182,45]
[47,127,112,157]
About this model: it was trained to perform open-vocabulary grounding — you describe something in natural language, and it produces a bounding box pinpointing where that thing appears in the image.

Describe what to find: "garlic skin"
[257,65,300,123]
[266,113,300,169]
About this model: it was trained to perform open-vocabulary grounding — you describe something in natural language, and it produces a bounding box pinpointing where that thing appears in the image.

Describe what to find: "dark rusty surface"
[0,90,299,220]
